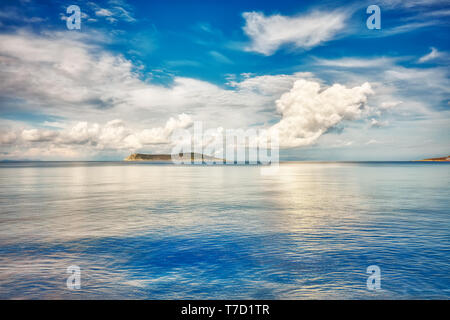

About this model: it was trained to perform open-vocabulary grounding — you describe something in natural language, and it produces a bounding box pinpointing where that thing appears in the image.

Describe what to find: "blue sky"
[0,0,449,160]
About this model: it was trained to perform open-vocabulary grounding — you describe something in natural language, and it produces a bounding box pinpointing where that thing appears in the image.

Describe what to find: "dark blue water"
[0,162,448,299]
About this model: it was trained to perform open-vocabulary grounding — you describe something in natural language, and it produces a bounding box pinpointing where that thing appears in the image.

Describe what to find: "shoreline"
[2,160,450,164]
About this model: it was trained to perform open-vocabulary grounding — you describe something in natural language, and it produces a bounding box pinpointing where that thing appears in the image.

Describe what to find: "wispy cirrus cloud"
[88,0,136,24]
[380,0,450,9]
[242,10,349,55]
[418,47,448,63]
[380,21,440,37]
[0,6,45,24]
[313,57,397,68]
[208,51,233,64]
[95,8,114,17]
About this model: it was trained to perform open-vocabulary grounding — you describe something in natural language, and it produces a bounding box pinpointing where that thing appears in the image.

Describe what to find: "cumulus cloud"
[0,31,385,158]
[137,114,193,145]
[242,10,348,55]
[22,129,58,142]
[315,55,449,118]
[0,131,17,145]
[269,80,373,148]
[0,30,320,132]
[0,30,135,113]
[62,119,143,150]
[64,114,190,149]
[1,115,193,155]
[0,30,390,159]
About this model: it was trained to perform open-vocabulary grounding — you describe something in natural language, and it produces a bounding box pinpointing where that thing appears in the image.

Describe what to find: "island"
[124,153,224,163]
[418,156,450,162]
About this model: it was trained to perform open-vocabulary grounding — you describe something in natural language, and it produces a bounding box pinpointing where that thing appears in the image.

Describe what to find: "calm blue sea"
[0,161,448,299]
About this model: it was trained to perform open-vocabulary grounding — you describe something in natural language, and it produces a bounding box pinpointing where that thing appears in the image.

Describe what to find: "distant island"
[418,156,450,162]
[124,153,223,163]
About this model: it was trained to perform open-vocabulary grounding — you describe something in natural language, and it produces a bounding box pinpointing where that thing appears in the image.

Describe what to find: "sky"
[0,0,449,161]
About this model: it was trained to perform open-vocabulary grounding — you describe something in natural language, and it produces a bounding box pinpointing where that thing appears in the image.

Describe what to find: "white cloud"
[3,30,447,160]
[227,72,315,95]
[242,10,348,55]
[112,6,136,22]
[106,17,117,24]
[384,66,450,94]
[369,118,389,128]
[368,21,440,38]
[423,9,450,17]
[332,139,354,147]
[314,57,395,68]
[137,114,193,145]
[95,9,114,17]
[22,129,58,142]
[2,115,193,156]
[0,30,311,133]
[269,79,374,148]
[380,101,402,110]
[313,55,449,118]
[42,121,67,129]
[366,139,381,145]
[5,79,377,155]
[0,131,17,145]
[89,1,136,23]
[58,114,192,149]
[380,0,449,8]
[418,47,442,63]
[297,55,450,158]
[209,51,233,64]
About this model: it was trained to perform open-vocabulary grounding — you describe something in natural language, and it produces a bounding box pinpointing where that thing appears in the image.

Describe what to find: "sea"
[0,161,448,299]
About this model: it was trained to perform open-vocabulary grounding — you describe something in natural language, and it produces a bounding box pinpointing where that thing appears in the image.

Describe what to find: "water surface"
[0,162,448,299]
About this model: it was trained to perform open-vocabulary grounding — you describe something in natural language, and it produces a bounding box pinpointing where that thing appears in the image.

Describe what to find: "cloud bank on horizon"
[0,0,448,160]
